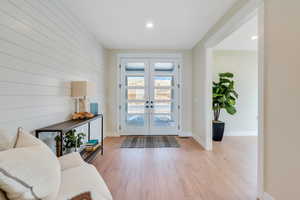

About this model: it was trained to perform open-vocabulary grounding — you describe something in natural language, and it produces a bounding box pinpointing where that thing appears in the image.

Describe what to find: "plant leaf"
[232,91,239,98]
[225,106,237,115]
[219,72,234,78]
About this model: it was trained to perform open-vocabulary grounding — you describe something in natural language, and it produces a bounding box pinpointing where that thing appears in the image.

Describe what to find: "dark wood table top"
[35,114,103,133]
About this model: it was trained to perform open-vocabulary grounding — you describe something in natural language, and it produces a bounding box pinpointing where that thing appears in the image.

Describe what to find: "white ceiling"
[214,15,258,51]
[62,0,239,49]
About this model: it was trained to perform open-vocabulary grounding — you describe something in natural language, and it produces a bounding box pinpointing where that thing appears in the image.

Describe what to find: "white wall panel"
[0,0,107,140]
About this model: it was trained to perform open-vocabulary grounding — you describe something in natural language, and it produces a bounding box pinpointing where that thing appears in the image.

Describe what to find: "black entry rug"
[121,136,180,148]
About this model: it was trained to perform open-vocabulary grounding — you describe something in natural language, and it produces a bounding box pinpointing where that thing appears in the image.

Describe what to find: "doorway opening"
[211,14,259,198]
[212,15,258,138]
[117,54,182,136]
[204,4,264,197]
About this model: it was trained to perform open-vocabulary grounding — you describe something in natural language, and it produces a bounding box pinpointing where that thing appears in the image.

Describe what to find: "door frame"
[117,53,183,136]
[202,0,264,199]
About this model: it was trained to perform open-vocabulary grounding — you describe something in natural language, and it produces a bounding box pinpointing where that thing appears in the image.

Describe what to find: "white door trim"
[202,0,264,199]
[117,54,183,135]
[257,3,265,199]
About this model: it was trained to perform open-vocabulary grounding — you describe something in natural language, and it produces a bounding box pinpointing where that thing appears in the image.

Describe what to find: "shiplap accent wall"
[0,0,106,139]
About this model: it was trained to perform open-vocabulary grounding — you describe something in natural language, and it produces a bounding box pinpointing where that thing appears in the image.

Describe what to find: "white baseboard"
[225,130,258,136]
[105,132,120,137]
[261,192,274,200]
[193,134,208,150]
[178,131,193,137]
[117,131,192,137]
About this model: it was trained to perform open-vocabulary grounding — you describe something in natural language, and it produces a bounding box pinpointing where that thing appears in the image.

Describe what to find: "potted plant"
[55,130,86,154]
[212,72,238,141]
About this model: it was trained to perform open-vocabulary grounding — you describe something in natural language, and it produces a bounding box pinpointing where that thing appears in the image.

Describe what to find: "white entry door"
[119,57,181,135]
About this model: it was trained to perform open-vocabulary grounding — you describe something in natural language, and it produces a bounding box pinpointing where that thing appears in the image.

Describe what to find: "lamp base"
[79,98,89,112]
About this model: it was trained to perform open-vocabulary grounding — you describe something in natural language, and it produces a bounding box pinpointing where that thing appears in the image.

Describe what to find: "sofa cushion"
[58,152,85,171]
[0,129,17,151]
[0,130,61,200]
[57,164,113,200]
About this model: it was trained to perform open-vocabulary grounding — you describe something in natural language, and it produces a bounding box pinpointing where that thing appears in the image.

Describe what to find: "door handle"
[150,101,154,104]
[145,105,149,108]
[146,101,149,104]
[150,105,154,108]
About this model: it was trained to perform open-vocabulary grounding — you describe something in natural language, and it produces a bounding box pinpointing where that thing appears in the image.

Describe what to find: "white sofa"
[0,129,113,200]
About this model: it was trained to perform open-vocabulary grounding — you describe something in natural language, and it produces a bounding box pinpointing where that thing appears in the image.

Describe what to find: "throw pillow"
[0,130,61,200]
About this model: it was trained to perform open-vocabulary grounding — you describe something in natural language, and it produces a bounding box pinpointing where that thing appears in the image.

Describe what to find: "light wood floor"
[92,136,257,200]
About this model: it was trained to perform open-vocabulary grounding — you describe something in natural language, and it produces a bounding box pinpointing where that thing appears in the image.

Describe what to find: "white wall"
[0,0,107,143]
[106,49,193,136]
[213,50,258,136]
[264,0,300,199]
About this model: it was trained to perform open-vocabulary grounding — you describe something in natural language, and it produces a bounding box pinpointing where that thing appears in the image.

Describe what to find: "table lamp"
[71,81,95,113]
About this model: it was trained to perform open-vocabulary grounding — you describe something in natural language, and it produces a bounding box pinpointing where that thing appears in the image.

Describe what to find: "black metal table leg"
[88,122,91,141]
[101,115,103,155]
[60,131,63,157]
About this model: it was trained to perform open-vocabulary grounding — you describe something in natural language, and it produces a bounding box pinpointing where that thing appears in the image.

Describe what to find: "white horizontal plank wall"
[0,0,106,140]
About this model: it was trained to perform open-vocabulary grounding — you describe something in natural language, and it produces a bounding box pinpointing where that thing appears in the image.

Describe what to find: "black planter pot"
[213,121,225,142]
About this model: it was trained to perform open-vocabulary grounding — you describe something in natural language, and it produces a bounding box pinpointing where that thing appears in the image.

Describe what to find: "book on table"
[85,143,101,152]
[84,139,100,152]
[85,139,99,146]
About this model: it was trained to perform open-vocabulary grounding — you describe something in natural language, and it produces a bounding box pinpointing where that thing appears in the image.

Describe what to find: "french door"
[119,57,181,135]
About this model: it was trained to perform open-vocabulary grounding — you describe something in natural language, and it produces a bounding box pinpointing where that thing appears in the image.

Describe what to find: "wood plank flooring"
[92,136,257,200]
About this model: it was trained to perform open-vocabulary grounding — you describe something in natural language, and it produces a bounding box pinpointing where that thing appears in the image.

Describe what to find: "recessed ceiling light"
[251,35,258,40]
[145,21,154,29]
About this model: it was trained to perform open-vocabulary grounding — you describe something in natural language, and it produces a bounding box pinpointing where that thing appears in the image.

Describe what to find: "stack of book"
[85,139,100,152]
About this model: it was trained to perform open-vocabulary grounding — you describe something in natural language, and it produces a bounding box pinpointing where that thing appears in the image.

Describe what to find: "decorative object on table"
[55,130,86,153]
[90,103,99,115]
[71,192,92,200]
[71,81,96,113]
[80,139,101,161]
[72,112,94,120]
[86,139,99,146]
[121,136,180,148]
[212,72,239,142]
[55,134,62,157]
[35,114,104,162]
[84,139,100,152]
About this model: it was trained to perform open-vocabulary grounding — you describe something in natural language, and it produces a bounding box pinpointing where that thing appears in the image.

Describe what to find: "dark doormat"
[121,136,180,148]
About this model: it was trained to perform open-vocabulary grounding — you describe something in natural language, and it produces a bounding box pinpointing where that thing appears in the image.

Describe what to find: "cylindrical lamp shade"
[71,81,96,97]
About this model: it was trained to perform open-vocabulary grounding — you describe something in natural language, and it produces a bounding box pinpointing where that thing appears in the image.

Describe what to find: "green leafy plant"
[213,72,238,121]
[55,130,86,151]
[76,132,86,147]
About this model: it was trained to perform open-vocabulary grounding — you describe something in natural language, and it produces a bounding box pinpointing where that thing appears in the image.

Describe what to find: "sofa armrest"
[58,152,85,171]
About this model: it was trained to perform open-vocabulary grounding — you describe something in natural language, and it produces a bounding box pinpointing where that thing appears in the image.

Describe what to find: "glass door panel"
[149,60,179,132]
[153,114,176,128]
[121,59,149,132]
[127,102,145,114]
[154,76,174,87]
[126,114,145,128]
[154,62,175,72]
[127,89,145,100]
[153,102,173,114]
[125,62,145,72]
[126,76,145,87]
[154,88,173,100]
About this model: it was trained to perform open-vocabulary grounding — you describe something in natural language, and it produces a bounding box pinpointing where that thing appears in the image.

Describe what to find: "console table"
[35,114,103,163]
